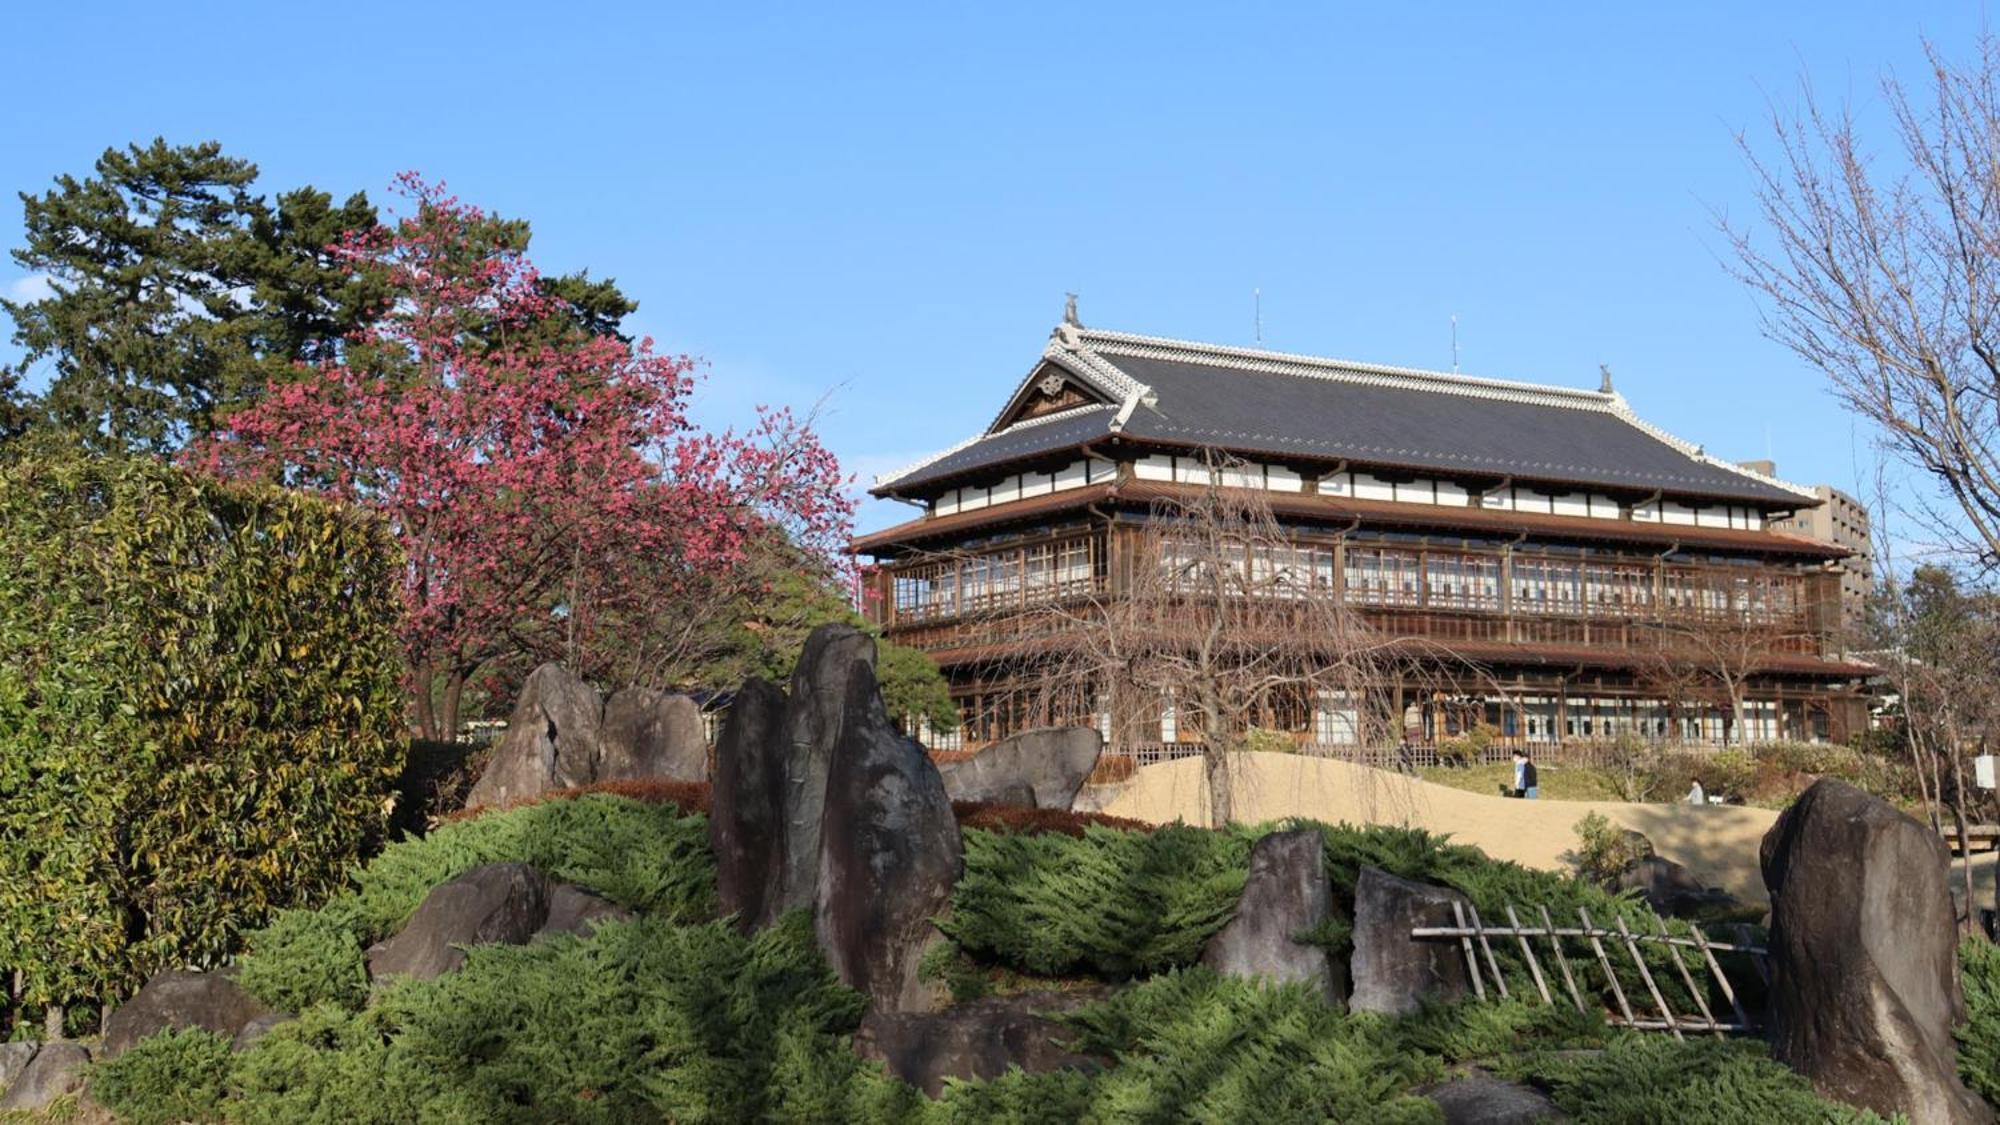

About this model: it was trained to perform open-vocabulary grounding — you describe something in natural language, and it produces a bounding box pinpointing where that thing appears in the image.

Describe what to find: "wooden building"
[853,317,1871,757]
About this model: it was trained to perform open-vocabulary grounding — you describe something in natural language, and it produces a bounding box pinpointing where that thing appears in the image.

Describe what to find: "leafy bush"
[1569,812,1654,885]
[90,1027,234,1125]
[0,452,403,1012]
[238,793,714,1010]
[1957,937,2000,1105]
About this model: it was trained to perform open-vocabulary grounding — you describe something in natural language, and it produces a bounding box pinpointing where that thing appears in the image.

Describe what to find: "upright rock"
[777,623,876,915]
[1349,865,1474,1016]
[599,687,708,783]
[465,664,604,809]
[535,884,634,940]
[1202,828,1344,1005]
[815,662,962,1013]
[0,1043,88,1112]
[937,727,1104,810]
[711,676,791,930]
[366,862,551,981]
[101,969,275,1059]
[1761,779,1992,1124]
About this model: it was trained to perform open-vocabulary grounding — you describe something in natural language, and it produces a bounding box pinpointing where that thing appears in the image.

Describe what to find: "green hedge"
[237,793,716,1011]
[0,453,404,1011]
[1959,938,2000,1105]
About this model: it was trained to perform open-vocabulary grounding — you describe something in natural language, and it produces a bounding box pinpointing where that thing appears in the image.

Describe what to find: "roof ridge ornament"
[1599,363,1615,395]
[1063,292,1081,327]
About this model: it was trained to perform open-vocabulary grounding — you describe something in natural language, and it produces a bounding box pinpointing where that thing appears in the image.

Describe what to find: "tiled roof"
[875,324,1816,506]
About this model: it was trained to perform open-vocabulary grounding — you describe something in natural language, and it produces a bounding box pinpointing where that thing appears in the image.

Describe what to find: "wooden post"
[1615,914,1682,1040]
[1691,926,1752,1032]
[1538,904,1586,1012]
[1650,913,1720,1037]
[1578,907,1636,1025]
[1505,903,1554,1005]
[1466,905,1510,999]
[1451,899,1486,1001]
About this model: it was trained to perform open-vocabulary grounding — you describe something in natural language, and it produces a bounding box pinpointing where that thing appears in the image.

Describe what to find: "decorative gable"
[989,361,1112,431]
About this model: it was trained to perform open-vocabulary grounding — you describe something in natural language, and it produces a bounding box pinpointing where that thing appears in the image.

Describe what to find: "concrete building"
[1738,462,1872,635]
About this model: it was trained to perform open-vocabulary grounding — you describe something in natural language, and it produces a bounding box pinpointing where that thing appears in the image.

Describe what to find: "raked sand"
[1103,752,1783,904]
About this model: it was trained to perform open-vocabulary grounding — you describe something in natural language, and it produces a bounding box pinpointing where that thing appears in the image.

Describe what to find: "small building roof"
[874,324,1816,507]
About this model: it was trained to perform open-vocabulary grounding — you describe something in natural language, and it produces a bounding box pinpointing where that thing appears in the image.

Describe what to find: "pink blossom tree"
[198,175,853,740]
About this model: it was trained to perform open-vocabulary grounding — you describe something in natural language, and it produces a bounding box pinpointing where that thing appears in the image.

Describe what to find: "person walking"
[1512,750,1539,799]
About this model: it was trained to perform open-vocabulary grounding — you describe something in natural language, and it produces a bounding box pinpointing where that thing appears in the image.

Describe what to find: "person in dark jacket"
[1512,750,1539,799]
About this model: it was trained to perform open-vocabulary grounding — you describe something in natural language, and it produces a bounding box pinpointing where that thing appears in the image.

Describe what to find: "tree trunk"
[1731,691,1748,746]
[1949,750,1987,940]
[439,670,467,744]
[413,663,441,743]
[1204,746,1232,829]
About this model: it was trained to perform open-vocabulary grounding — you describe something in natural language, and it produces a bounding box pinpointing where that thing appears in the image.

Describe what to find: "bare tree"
[1016,465,1441,826]
[1728,36,2000,568]
[1641,601,1805,746]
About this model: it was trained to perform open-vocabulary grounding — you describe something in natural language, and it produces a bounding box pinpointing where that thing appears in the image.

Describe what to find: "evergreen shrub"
[237,793,715,1010]
[1958,937,2000,1105]
[0,452,403,1012]
[89,1028,235,1125]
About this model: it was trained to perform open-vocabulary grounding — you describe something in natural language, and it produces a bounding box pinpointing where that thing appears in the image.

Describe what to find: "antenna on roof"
[1254,288,1262,344]
[1451,315,1460,373]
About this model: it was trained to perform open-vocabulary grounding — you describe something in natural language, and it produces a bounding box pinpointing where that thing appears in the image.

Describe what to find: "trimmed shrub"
[950,801,1155,838]
[943,825,1250,977]
[1958,937,2000,1105]
[90,1027,234,1125]
[229,914,874,1124]
[0,452,402,1012]
[237,793,714,1010]
[1505,1035,1891,1122]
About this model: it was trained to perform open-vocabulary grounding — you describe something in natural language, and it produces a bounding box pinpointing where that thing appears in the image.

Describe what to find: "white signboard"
[1977,754,1996,791]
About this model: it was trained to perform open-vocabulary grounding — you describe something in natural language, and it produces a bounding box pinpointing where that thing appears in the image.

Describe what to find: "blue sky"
[0,2,1985,540]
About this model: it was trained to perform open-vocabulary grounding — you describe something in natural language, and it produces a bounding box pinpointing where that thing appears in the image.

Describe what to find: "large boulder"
[1202,828,1344,1005]
[937,727,1104,810]
[777,624,876,915]
[101,969,275,1059]
[1761,779,1992,1124]
[815,662,962,1013]
[1615,855,1744,920]
[711,676,791,931]
[1423,1071,1568,1124]
[1349,865,1474,1016]
[0,1043,88,1112]
[536,883,634,940]
[465,664,605,809]
[366,862,552,981]
[854,990,1105,1097]
[599,687,708,783]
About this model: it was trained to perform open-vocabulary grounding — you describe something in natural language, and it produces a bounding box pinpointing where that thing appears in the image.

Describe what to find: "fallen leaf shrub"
[950,801,1155,837]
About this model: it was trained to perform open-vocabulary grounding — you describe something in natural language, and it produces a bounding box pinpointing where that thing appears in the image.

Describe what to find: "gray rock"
[814,661,961,1013]
[711,676,791,931]
[0,1042,88,1112]
[1424,1071,1568,1124]
[466,664,604,810]
[854,990,1104,1097]
[937,727,1104,810]
[101,968,276,1059]
[232,1012,293,1052]
[366,862,552,981]
[777,623,876,916]
[1761,779,1993,1124]
[599,687,708,783]
[535,883,634,940]
[0,1042,36,1093]
[1349,865,1474,1016]
[1202,828,1344,1005]
[1615,855,1713,917]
